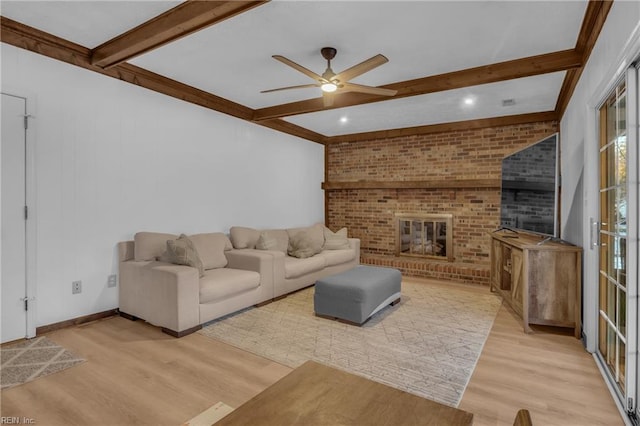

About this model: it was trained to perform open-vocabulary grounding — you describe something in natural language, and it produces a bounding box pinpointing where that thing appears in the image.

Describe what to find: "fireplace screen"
[395,214,453,261]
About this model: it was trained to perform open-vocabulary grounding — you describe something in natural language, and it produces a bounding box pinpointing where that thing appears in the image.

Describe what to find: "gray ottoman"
[314,265,401,325]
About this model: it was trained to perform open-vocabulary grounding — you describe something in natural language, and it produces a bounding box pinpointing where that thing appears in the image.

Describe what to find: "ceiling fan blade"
[261,83,320,93]
[334,54,389,83]
[323,92,335,107]
[272,55,324,82]
[340,82,397,96]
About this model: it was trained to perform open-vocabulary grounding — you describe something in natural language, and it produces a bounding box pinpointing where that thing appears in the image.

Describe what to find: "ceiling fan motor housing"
[320,47,337,61]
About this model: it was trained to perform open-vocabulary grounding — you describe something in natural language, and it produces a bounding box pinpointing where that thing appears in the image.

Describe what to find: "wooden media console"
[490,230,583,338]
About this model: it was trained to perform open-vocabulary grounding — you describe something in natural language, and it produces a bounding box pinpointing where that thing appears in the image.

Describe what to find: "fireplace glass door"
[396,214,453,261]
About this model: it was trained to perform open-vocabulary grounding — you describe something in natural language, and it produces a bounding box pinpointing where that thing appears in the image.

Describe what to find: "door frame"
[584,24,640,423]
[584,16,640,352]
[629,60,640,424]
[1,90,37,339]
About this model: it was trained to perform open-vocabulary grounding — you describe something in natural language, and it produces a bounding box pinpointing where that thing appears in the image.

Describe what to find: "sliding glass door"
[596,65,638,420]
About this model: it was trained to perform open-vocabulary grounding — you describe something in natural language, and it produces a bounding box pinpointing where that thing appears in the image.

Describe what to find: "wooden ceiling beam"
[555,0,613,118]
[259,119,328,144]
[91,1,268,69]
[0,16,325,144]
[253,50,582,121]
[1,16,253,120]
[325,111,558,144]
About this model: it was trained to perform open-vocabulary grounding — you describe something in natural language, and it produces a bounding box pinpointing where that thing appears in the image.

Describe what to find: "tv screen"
[500,133,559,237]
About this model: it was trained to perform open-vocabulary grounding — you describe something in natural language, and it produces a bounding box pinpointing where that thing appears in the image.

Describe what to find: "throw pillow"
[165,234,205,277]
[157,250,173,263]
[287,231,321,259]
[323,227,350,250]
[255,230,289,253]
[256,231,280,251]
[286,223,324,251]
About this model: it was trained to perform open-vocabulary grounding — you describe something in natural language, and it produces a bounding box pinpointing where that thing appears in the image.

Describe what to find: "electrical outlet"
[72,280,82,294]
[107,274,117,288]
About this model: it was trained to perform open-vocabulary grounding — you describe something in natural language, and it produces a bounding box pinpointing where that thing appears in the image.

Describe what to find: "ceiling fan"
[261,47,397,107]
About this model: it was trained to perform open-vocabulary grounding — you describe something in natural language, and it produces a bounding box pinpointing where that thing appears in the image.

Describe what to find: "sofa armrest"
[119,260,200,334]
[225,250,275,302]
[148,263,201,332]
[261,250,287,285]
[348,238,361,264]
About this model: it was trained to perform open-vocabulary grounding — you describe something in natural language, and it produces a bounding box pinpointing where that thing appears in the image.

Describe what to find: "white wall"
[1,43,325,327]
[560,1,640,245]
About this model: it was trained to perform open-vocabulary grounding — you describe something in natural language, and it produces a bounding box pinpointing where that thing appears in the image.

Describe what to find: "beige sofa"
[229,223,360,298]
[118,232,274,337]
[118,225,360,337]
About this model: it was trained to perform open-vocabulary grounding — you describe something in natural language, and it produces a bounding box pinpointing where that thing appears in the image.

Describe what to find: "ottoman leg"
[390,297,401,306]
[316,313,366,327]
[315,313,337,321]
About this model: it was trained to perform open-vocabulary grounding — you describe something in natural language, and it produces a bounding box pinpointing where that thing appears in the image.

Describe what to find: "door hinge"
[24,205,28,220]
[20,297,34,311]
[23,114,32,130]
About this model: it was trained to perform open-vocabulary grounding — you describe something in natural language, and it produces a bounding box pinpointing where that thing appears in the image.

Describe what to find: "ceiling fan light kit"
[262,47,398,106]
[321,83,338,93]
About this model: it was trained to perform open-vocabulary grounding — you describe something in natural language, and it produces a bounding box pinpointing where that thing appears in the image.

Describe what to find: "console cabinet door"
[510,249,524,316]
[490,239,502,290]
[528,250,578,326]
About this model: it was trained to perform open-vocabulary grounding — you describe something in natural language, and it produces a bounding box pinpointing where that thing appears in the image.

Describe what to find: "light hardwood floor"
[1,279,624,425]
[459,304,623,425]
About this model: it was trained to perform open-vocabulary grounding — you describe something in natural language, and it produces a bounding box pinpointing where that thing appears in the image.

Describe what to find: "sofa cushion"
[166,234,205,277]
[199,268,260,304]
[317,249,356,266]
[284,256,326,279]
[134,232,177,261]
[323,227,351,250]
[189,233,232,270]
[256,230,289,253]
[229,226,261,249]
[287,223,324,252]
[287,231,321,259]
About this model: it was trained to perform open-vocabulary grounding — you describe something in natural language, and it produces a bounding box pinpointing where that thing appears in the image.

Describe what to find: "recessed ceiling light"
[340,116,348,123]
[463,97,474,105]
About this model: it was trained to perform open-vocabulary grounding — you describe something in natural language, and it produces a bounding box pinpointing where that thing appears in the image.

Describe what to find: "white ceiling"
[0,0,589,139]
[285,72,566,136]
[0,1,181,48]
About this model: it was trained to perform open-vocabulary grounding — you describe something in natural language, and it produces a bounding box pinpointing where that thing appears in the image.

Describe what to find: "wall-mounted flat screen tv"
[499,133,559,237]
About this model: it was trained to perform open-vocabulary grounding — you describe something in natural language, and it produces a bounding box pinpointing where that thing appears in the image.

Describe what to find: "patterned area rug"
[1,336,85,390]
[200,280,502,407]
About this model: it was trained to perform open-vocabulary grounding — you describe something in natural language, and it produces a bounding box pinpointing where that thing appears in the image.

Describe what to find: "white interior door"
[1,93,28,343]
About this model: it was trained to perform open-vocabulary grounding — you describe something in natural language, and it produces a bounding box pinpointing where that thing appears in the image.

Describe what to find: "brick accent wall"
[326,121,559,285]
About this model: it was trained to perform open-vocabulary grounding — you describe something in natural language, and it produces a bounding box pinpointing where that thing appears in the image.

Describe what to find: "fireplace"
[395,213,453,261]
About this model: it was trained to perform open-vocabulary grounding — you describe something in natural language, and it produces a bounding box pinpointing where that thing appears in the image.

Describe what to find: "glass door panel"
[395,214,453,261]
[598,82,627,396]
